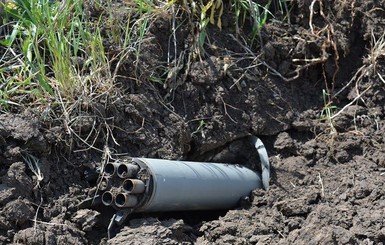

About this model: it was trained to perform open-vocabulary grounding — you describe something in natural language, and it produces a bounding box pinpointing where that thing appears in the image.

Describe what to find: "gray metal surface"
[250,136,270,189]
[134,158,262,212]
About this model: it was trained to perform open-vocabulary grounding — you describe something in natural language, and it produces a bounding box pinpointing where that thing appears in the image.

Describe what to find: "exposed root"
[318,172,325,198]
[219,95,244,124]
[332,30,385,133]
[33,191,43,235]
[22,153,44,188]
[330,85,372,120]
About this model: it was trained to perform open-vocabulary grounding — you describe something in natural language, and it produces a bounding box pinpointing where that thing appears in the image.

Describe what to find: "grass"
[231,0,273,45]
[320,89,337,134]
[0,0,158,156]
[166,0,289,59]
[0,0,291,108]
[0,0,292,154]
[0,0,123,108]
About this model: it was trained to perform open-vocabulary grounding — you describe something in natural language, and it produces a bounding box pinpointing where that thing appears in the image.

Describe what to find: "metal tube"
[104,162,119,176]
[115,193,138,208]
[250,136,270,189]
[122,179,145,194]
[117,163,139,179]
[102,191,115,206]
[133,158,262,212]
[102,137,270,239]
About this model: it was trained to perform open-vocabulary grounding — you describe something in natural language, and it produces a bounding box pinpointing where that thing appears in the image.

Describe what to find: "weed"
[320,89,337,134]
[0,0,141,157]
[22,153,44,188]
[0,0,115,105]
[170,0,289,58]
[232,0,273,45]
[365,30,385,82]
[192,119,207,138]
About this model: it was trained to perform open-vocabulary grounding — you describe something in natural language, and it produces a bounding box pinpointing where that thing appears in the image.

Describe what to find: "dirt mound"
[1,0,385,244]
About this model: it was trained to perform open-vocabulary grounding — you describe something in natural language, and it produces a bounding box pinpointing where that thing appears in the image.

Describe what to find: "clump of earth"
[1,0,385,244]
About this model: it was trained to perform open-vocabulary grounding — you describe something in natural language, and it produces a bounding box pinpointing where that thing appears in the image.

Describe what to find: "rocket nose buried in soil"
[96,138,269,213]
[97,137,270,239]
[99,158,263,212]
[141,159,263,212]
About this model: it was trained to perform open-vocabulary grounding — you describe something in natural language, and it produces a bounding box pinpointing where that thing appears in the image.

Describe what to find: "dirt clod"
[108,218,195,245]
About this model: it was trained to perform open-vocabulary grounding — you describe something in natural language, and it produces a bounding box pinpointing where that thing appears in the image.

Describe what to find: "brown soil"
[1,0,385,244]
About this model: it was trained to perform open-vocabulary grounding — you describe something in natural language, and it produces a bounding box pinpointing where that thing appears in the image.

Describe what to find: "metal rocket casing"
[133,158,262,212]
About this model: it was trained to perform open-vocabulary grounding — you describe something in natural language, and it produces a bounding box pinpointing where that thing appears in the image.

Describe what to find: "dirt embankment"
[1,0,385,244]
